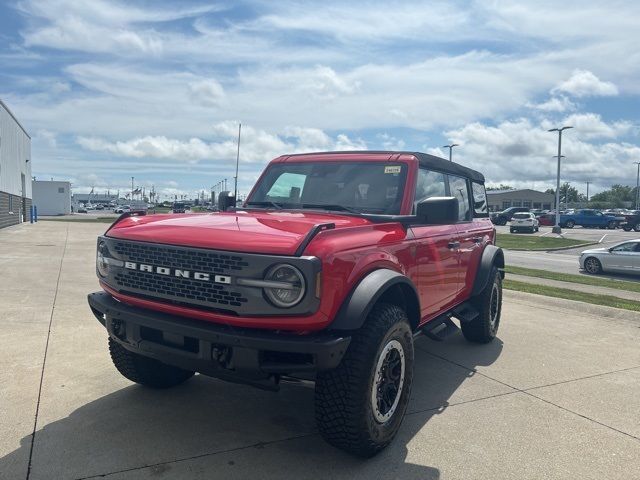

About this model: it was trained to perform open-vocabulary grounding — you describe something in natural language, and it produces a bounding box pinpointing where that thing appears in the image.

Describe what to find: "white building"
[32,180,72,216]
[0,99,32,228]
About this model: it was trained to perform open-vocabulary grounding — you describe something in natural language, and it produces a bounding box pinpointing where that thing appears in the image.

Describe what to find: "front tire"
[462,267,502,344]
[583,257,602,274]
[109,338,195,388]
[315,304,414,457]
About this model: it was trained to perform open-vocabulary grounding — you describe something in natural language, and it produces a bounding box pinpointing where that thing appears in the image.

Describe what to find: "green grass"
[504,279,640,312]
[496,233,592,250]
[40,217,116,223]
[505,265,640,294]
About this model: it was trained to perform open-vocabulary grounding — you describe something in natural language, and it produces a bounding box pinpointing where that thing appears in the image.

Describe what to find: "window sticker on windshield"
[384,166,401,174]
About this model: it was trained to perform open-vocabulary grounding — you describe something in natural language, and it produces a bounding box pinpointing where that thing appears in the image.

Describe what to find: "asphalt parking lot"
[495,225,640,282]
[2,221,640,480]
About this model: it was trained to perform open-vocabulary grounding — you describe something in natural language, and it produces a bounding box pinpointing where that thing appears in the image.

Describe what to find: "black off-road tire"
[109,338,195,388]
[462,267,502,344]
[623,225,632,232]
[315,304,414,457]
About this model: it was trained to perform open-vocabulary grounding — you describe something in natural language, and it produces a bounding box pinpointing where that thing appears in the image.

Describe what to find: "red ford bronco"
[88,151,504,457]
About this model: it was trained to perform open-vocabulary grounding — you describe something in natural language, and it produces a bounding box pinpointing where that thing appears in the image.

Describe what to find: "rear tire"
[462,267,502,344]
[109,338,195,388]
[315,303,414,457]
[623,226,632,232]
[583,257,602,274]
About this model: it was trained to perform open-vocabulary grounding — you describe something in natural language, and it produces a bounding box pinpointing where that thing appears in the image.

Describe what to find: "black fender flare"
[471,245,505,296]
[330,269,420,331]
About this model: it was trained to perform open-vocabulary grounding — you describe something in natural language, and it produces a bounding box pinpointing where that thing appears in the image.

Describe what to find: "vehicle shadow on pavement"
[1,334,502,480]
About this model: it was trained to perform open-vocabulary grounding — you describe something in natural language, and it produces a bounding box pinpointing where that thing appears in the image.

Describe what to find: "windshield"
[246,162,408,214]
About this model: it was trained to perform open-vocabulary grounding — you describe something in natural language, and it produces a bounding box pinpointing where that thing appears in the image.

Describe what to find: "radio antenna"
[234,122,241,200]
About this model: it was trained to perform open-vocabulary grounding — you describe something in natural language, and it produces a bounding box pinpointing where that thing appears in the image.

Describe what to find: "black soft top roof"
[282,150,485,183]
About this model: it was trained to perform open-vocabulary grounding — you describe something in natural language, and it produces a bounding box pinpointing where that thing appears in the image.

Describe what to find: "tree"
[590,184,637,207]
[486,184,515,191]
[546,183,579,203]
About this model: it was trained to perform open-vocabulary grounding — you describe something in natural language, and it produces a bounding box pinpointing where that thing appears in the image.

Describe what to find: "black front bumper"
[88,292,350,388]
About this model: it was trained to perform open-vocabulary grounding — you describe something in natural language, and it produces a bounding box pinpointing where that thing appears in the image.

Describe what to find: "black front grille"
[111,241,250,309]
[112,241,249,275]
[114,270,248,307]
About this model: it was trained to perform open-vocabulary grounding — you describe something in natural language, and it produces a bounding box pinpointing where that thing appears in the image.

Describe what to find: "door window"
[415,169,446,209]
[611,242,638,253]
[448,175,470,221]
[472,182,488,217]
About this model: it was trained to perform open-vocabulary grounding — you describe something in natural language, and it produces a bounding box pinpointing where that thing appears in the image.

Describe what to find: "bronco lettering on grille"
[123,262,232,284]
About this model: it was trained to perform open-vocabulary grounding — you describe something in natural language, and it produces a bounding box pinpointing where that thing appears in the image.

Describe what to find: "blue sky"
[1,0,639,200]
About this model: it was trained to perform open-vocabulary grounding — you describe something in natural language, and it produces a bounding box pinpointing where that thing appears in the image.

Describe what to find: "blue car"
[560,209,619,229]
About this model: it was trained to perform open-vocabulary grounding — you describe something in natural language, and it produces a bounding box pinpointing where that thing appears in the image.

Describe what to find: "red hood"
[106,211,372,255]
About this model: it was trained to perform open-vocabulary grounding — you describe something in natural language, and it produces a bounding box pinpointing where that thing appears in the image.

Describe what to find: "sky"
[1,0,639,201]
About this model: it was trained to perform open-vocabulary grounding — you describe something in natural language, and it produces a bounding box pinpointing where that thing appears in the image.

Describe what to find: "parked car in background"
[114,205,131,214]
[560,209,619,229]
[621,211,640,232]
[95,204,105,210]
[490,206,530,225]
[75,204,87,213]
[580,240,640,275]
[172,202,188,213]
[510,212,539,233]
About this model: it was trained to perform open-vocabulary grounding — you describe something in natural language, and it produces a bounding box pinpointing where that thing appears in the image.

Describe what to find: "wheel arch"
[471,245,505,296]
[330,269,421,332]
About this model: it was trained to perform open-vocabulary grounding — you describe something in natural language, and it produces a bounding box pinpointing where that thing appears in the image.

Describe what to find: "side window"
[612,242,637,253]
[266,172,306,201]
[414,169,446,211]
[472,182,488,216]
[448,175,470,221]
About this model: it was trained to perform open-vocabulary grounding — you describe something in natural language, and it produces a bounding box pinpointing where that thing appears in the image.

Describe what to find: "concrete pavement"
[1,221,639,480]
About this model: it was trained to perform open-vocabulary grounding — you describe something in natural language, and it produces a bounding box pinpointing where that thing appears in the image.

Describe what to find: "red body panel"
[104,153,494,333]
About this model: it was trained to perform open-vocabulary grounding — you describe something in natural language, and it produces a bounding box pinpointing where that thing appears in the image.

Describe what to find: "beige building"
[486,189,555,212]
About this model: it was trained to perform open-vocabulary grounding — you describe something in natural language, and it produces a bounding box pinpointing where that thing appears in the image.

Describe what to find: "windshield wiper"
[301,203,361,214]
[244,201,283,210]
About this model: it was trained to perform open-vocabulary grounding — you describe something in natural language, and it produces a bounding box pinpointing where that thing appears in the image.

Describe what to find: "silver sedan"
[579,240,640,275]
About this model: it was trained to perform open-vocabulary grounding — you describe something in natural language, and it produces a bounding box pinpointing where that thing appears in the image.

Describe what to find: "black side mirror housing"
[218,191,236,212]
[416,197,459,224]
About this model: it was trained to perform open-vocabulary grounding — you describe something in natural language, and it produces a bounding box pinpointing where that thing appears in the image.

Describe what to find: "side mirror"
[218,191,236,212]
[416,197,459,224]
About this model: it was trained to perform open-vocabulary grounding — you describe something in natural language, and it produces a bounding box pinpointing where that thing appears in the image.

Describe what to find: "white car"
[579,240,640,275]
[114,205,131,214]
[510,212,539,233]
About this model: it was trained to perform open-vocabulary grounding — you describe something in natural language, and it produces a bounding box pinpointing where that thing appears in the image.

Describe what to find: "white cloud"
[552,113,634,139]
[377,133,405,151]
[77,122,367,164]
[552,70,618,98]
[188,79,225,107]
[527,96,575,113]
[446,115,640,189]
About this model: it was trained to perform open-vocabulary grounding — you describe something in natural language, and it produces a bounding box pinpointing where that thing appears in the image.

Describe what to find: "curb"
[503,289,640,324]
[504,241,597,252]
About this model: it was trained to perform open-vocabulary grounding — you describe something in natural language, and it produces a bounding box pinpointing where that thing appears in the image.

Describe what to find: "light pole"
[131,177,134,202]
[442,143,459,162]
[548,126,573,234]
[586,181,591,205]
[634,162,640,210]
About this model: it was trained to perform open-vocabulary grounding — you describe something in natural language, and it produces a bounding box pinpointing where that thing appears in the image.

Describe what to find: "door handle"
[448,241,460,249]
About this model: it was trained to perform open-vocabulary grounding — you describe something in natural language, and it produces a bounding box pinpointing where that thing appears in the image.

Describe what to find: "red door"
[455,218,490,300]
[411,224,461,321]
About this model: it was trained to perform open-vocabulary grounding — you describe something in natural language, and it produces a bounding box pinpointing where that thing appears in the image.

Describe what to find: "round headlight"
[96,241,110,277]
[264,264,306,308]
